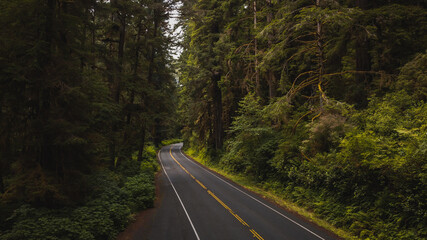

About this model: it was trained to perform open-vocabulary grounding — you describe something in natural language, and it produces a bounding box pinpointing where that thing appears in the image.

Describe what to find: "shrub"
[1,152,158,240]
[123,173,155,211]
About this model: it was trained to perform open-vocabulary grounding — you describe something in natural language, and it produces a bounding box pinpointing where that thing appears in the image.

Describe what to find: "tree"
[179,0,227,152]
[0,0,178,205]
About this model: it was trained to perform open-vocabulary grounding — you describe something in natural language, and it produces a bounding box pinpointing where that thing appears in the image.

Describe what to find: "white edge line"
[177,146,325,240]
[158,148,201,240]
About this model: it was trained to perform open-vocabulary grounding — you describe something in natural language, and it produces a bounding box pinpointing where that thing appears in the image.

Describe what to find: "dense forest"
[178,0,426,239]
[0,0,426,239]
[0,0,179,239]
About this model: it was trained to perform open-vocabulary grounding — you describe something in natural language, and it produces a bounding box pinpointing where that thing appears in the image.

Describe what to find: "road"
[123,143,338,240]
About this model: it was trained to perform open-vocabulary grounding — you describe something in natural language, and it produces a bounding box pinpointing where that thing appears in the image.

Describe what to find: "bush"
[1,205,95,240]
[221,94,277,180]
[123,173,155,211]
[216,90,426,239]
[1,152,158,240]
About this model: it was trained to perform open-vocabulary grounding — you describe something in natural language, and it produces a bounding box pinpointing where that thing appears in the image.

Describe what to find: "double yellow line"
[169,147,264,240]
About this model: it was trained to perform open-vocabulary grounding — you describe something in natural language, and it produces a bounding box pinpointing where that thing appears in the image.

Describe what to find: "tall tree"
[0,0,178,205]
[180,0,227,152]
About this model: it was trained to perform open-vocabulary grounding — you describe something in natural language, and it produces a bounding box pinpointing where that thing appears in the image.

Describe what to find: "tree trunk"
[212,73,223,150]
[115,14,125,103]
[253,0,260,97]
[0,96,4,193]
[123,22,143,147]
[137,124,146,161]
[45,0,55,59]
[356,0,368,9]
[153,118,161,147]
[0,170,4,193]
[110,1,126,168]
[38,0,55,173]
[148,8,159,86]
[354,0,371,108]
[266,0,276,98]
[316,0,326,108]
[149,9,161,147]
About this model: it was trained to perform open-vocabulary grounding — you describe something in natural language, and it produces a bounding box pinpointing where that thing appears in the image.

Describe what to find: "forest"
[0,0,426,239]
[178,0,426,239]
[0,0,179,239]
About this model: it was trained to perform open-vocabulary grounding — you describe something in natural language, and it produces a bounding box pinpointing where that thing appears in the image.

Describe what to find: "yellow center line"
[169,147,264,240]
[196,179,207,190]
[250,229,264,240]
[234,213,250,227]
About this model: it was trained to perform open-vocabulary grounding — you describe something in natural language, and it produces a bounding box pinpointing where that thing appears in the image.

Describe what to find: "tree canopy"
[178,0,426,238]
[0,0,178,206]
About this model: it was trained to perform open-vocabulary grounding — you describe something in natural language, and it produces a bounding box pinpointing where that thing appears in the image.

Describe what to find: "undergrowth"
[0,146,159,240]
[184,143,424,240]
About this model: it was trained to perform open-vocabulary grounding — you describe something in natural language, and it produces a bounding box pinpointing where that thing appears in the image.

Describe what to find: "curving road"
[128,143,338,240]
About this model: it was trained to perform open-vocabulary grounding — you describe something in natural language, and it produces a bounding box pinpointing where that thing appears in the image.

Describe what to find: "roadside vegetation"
[178,1,426,239]
[161,139,184,147]
[1,149,158,240]
[185,91,427,239]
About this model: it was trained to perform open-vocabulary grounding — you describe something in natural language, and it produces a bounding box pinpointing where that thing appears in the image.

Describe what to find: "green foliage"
[137,144,159,174]
[395,51,427,101]
[221,94,277,180]
[161,139,184,146]
[366,4,427,75]
[1,0,176,238]
[183,82,426,239]
[273,91,426,238]
[0,0,177,206]
[1,205,96,240]
[1,151,158,240]
[182,0,426,238]
[123,173,155,211]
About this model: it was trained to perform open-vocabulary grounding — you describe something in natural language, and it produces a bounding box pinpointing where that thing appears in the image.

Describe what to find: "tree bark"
[115,13,126,104]
[149,8,161,147]
[316,0,325,108]
[110,0,126,167]
[356,0,368,9]
[0,170,4,193]
[266,0,276,98]
[253,0,260,97]
[38,0,55,173]
[124,21,143,145]
[137,124,146,161]
[148,7,159,86]
[0,96,4,193]
[354,0,371,107]
[212,72,223,150]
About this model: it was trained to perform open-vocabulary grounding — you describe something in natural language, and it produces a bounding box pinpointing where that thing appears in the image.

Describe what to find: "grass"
[184,148,357,240]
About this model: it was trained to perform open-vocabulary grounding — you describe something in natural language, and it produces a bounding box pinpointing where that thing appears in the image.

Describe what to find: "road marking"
[250,229,264,240]
[178,147,326,240]
[158,149,201,240]
[169,146,263,240]
[195,179,207,190]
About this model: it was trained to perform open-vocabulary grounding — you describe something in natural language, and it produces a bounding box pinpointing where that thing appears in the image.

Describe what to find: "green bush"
[1,151,158,240]
[1,205,95,240]
[216,90,426,239]
[221,94,277,180]
[123,173,155,211]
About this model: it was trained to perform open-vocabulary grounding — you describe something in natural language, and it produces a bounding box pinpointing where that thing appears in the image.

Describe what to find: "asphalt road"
[132,143,338,240]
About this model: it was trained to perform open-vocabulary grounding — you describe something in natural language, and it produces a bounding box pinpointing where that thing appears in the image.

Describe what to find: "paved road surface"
[129,143,338,240]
